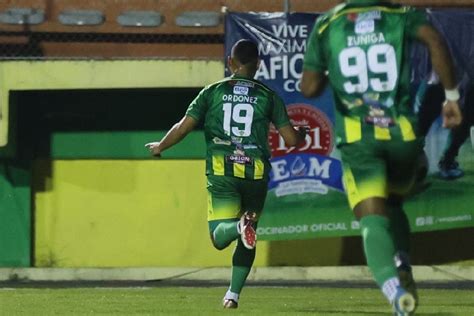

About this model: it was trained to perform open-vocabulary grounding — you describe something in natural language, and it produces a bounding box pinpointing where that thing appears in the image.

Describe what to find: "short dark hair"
[231,39,259,65]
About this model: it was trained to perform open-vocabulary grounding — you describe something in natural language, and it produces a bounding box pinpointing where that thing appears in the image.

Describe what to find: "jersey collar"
[231,73,252,79]
[230,74,257,82]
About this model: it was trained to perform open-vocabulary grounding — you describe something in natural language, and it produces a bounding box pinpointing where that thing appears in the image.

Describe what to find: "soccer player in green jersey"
[146,39,306,309]
[301,1,462,315]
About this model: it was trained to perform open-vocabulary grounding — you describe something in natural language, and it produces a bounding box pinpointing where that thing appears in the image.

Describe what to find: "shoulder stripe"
[318,6,408,35]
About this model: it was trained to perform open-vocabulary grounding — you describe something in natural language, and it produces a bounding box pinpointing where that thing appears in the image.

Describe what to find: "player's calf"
[211,220,241,250]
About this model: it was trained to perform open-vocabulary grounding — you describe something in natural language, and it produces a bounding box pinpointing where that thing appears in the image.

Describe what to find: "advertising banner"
[225,12,474,240]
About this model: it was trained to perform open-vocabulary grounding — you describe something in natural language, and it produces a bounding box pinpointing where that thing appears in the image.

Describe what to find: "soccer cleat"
[392,287,416,316]
[223,299,238,309]
[395,253,418,311]
[239,211,257,250]
[398,268,419,310]
[438,159,464,180]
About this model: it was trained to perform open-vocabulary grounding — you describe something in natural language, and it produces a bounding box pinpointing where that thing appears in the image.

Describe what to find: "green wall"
[12,88,206,159]
[0,87,206,267]
[0,60,223,267]
[0,161,30,267]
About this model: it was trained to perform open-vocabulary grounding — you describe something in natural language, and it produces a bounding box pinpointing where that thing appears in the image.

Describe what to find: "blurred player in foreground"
[301,0,461,314]
[146,39,306,309]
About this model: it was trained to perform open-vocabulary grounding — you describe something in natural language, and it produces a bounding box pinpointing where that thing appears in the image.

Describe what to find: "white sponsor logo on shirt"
[355,19,375,34]
[233,86,249,95]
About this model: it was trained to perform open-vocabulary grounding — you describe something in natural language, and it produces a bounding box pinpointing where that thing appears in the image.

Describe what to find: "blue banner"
[225,12,341,191]
[225,11,474,240]
[411,9,474,86]
[225,12,353,240]
[225,13,334,120]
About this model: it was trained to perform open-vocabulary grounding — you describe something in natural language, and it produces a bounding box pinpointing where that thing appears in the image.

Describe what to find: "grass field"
[1,286,473,315]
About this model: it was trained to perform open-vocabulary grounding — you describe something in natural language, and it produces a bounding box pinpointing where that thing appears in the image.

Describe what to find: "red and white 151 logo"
[269,103,334,158]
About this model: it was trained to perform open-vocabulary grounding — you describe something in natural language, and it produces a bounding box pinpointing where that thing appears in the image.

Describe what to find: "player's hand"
[145,142,162,157]
[442,100,462,129]
[296,126,309,145]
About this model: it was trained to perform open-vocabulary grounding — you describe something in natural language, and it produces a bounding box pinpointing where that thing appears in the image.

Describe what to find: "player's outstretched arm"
[278,125,307,147]
[145,115,198,157]
[416,24,462,128]
[301,70,328,98]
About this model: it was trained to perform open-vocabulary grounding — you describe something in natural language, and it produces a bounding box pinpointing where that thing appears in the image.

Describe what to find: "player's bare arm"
[277,125,307,147]
[145,115,198,157]
[416,24,462,128]
[300,70,328,98]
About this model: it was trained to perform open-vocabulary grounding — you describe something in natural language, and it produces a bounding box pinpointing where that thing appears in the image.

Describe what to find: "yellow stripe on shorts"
[207,191,240,221]
[344,116,362,143]
[233,163,245,178]
[342,165,360,210]
[207,191,214,220]
[343,164,388,210]
[398,115,416,141]
[254,159,264,179]
[212,155,224,176]
[374,126,391,140]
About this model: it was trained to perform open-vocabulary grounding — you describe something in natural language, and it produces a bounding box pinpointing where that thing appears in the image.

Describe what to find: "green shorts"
[207,174,268,232]
[340,138,424,209]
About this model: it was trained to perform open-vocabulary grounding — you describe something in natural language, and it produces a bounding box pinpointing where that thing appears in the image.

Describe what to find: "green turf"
[0,287,473,315]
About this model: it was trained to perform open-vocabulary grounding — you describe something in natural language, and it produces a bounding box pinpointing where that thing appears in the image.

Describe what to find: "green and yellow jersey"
[303,1,429,144]
[186,74,291,180]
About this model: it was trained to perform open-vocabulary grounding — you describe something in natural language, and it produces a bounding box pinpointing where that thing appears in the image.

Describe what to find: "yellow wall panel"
[0,60,224,146]
[34,160,269,267]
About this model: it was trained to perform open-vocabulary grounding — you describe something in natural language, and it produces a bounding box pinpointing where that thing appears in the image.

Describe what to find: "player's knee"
[213,243,227,251]
[210,235,227,250]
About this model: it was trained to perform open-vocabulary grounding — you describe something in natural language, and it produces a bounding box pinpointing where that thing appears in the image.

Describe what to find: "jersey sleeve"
[405,8,430,39]
[303,18,327,73]
[185,86,209,122]
[271,94,291,129]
